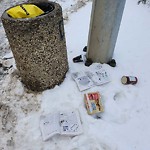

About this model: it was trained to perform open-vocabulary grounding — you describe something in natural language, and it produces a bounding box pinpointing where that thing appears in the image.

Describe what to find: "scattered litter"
[72,64,111,91]
[2,51,13,60]
[2,57,13,60]
[72,72,94,91]
[85,67,110,86]
[2,59,13,68]
[40,110,83,141]
[84,92,104,115]
[0,56,15,80]
[121,76,138,85]
[0,55,14,68]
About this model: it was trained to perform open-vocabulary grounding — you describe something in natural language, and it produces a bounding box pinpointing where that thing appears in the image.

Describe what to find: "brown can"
[121,76,138,85]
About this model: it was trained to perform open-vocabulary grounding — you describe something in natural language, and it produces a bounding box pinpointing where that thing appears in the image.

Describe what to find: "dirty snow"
[0,0,150,150]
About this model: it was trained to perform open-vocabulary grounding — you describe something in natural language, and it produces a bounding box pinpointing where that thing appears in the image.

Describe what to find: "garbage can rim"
[1,1,57,21]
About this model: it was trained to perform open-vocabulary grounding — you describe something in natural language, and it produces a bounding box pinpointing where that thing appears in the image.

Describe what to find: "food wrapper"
[84,92,104,115]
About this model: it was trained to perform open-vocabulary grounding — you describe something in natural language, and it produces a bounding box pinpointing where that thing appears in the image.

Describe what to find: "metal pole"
[87,0,126,63]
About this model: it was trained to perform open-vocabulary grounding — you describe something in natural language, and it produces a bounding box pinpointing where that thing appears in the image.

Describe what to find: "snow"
[0,0,150,150]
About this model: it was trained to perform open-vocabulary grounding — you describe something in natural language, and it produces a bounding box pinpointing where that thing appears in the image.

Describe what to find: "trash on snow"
[40,110,83,141]
[72,64,111,91]
[121,76,138,85]
[84,92,104,115]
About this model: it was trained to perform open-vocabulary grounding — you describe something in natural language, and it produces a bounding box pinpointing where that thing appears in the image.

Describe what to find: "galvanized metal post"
[87,0,126,63]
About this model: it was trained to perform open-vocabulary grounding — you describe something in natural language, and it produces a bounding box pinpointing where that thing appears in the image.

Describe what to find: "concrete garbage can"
[1,1,68,91]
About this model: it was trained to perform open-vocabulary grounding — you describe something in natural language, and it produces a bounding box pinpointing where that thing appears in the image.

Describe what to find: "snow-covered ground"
[0,0,150,150]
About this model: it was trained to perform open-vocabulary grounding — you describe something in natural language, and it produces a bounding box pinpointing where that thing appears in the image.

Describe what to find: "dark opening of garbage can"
[35,2,54,13]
